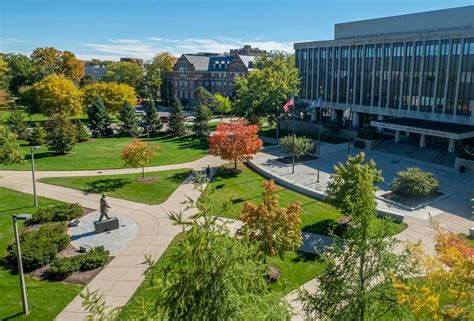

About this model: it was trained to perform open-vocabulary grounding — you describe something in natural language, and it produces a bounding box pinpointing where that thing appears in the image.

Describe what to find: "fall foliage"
[392,230,474,320]
[208,121,263,169]
[31,47,84,81]
[121,138,160,179]
[82,82,137,113]
[238,180,302,258]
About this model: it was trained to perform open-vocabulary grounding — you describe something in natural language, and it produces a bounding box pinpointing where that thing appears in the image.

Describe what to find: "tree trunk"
[276,116,280,140]
[234,159,237,169]
[141,165,145,179]
[358,221,368,321]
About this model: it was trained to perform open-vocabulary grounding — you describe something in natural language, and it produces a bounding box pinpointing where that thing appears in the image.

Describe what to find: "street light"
[30,146,40,207]
[12,213,33,315]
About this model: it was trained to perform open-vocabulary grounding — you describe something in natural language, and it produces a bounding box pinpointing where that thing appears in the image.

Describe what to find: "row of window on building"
[296,38,474,117]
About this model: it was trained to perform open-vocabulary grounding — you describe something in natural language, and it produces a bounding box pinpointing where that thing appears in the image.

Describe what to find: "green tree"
[0,56,10,89]
[194,86,216,108]
[6,107,28,140]
[144,52,176,105]
[144,99,163,136]
[31,47,84,81]
[118,101,140,137]
[0,125,25,165]
[279,135,314,158]
[390,167,439,197]
[45,113,77,154]
[27,123,47,146]
[168,97,186,137]
[326,152,383,216]
[75,121,90,142]
[87,95,111,137]
[3,53,37,94]
[300,157,413,321]
[192,103,212,137]
[103,62,143,88]
[234,52,300,138]
[82,82,137,113]
[214,93,232,120]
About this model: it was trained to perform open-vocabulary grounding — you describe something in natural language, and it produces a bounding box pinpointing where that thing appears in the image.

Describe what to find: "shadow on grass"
[301,219,344,237]
[291,251,320,263]
[168,171,193,183]
[84,178,130,194]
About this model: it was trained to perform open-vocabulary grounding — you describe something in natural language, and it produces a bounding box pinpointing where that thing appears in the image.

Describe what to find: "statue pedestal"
[94,217,119,233]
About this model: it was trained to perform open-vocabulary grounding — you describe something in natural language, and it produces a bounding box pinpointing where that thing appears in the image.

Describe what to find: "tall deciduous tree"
[0,125,24,165]
[26,74,83,116]
[31,47,84,81]
[87,95,111,137]
[103,61,143,88]
[208,121,263,169]
[214,93,232,120]
[118,101,140,137]
[0,56,10,89]
[300,155,412,321]
[239,180,302,259]
[81,82,137,113]
[234,52,300,138]
[326,152,383,216]
[168,97,186,137]
[144,52,176,105]
[192,103,212,137]
[121,138,159,179]
[194,86,216,108]
[144,99,162,136]
[44,113,77,154]
[3,53,36,95]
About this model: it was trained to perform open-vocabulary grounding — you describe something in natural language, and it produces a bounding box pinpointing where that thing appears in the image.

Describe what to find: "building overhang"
[370,118,474,140]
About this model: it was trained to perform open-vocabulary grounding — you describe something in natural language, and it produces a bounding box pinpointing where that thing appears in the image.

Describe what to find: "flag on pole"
[305,97,321,112]
[283,97,294,112]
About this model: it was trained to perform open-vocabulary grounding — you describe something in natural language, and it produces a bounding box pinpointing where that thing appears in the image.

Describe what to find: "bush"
[30,203,82,224]
[47,246,109,280]
[27,123,47,146]
[279,135,314,158]
[5,222,70,272]
[75,121,91,142]
[356,128,381,140]
[391,167,440,197]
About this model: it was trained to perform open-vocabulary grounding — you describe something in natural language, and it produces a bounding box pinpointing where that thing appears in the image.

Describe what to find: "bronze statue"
[99,194,111,221]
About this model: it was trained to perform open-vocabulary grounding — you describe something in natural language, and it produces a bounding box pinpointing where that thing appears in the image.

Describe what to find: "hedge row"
[29,203,83,224]
[48,246,110,280]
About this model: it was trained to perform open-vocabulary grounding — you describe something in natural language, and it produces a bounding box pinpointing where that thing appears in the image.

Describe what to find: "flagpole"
[292,96,296,174]
[317,87,322,183]
[347,88,353,156]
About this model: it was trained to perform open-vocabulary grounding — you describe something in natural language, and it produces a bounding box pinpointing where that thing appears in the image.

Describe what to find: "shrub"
[391,167,440,197]
[75,121,91,142]
[279,135,314,158]
[47,246,109,280]
[5,222,70,271]
[30,203,82,224]
[27,123,47,146]
[356,128,380,140]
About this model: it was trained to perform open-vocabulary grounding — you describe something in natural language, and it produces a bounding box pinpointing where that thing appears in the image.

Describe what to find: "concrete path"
[0,155,226,321]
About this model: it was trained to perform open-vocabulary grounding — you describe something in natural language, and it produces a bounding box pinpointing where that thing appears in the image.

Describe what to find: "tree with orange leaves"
[392,230,474,320]
[208,121,263,169]
[238,180,302,260]
[121,138,160,180]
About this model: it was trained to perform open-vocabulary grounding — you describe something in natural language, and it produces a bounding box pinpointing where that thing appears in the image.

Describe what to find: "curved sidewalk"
[0,155,225,321]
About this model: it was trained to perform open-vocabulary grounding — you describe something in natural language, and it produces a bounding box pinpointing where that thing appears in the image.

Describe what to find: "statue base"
[94,217,119,233]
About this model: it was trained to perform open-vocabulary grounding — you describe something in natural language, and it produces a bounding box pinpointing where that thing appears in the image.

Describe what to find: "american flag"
[283,97,294,112]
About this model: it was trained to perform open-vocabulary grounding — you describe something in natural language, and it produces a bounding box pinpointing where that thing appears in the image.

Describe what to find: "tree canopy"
[0,125,25,165]
[121,138,160,179]
[31,47,84,81]
[103,61,143,88]
[82,82,137,113]
[144,52,176,104]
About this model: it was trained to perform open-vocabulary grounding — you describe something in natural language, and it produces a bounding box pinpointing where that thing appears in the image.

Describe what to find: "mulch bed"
[273,154,317,165]
[135,176,157,183]
[382,191,444,208]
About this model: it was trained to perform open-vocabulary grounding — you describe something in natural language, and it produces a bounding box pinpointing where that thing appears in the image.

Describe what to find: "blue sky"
[1,0,472,61]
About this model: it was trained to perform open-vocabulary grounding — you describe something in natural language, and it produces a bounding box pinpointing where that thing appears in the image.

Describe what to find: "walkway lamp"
[12,213,33,315]
[30,146,40,207]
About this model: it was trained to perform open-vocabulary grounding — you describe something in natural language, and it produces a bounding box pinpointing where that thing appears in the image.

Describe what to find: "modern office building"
[294,6,474,155]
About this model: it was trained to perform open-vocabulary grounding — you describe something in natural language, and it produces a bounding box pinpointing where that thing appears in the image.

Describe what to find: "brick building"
[169,45,265,102]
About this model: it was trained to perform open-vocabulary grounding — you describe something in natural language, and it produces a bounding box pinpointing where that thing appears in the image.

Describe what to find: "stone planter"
[454,157,474,174]
[354,137,382,150]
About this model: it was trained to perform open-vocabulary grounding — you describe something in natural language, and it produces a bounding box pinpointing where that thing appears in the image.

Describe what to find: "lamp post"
[291,96,297,174]
[317,87,323,183]
[12,213,33,315]
[30,146,40,207]
[347,88,353,156]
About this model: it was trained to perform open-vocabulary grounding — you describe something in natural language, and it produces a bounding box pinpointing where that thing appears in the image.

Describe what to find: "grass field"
[208,165,407,236]
[0,187,82,321]
[39,169,192,205]
[0,135,208,171]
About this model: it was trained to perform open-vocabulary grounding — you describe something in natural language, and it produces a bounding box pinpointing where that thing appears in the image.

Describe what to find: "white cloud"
[82,37,294,60]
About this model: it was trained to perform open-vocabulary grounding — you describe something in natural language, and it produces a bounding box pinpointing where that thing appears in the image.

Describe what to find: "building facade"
[169,45,265,102]
[294,6,474,153]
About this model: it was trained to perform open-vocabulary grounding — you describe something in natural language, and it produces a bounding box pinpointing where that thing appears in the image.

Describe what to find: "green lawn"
[0,135,208,171]
[117,232,325,320]
[0,187,82,321]
[209,165,407,236]
[38,169,192,205]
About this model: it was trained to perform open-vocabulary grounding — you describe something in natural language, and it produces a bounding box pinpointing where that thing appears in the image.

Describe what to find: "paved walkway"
[0,155,226,320]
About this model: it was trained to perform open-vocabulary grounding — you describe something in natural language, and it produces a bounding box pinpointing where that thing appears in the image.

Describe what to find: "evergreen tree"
[144,99,163,136]
[87,95,111,137]
[0,125,24,165]
[192,103,211,137]
[6,106,28,140]
[118,100,140,137]
[27,123,46,146]
[45,113,76,154]
[75,121,91,142]
[168,97,186,137]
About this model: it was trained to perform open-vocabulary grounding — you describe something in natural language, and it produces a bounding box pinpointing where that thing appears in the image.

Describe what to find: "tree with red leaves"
[208,121,263,169]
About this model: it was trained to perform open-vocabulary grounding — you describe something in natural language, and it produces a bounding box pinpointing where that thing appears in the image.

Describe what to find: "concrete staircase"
[374,139,455,167]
